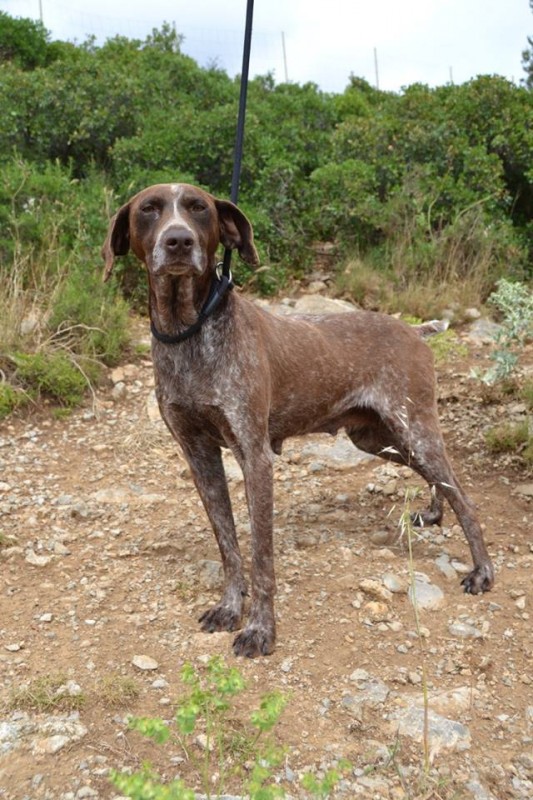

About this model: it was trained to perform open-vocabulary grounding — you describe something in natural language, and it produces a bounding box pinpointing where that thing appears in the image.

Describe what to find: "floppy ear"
[101,203,131,282]
[215,199,260,267]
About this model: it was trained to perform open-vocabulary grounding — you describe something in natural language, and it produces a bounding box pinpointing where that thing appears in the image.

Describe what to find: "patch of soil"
[0,313,532,800]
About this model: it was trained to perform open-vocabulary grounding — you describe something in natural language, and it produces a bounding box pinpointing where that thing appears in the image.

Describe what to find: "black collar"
[150,266,233,345]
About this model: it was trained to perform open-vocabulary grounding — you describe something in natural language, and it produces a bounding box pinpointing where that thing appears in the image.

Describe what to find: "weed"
[7,674,86,712]
[485,420,533,465]
[0,531,17,548]
[110,656,288,800]
[98,675,141,708]
[479,278,533,385]
[300,760,352,799]
[0,380,27,417]
[12,351,98,407]
[520,379,533,412]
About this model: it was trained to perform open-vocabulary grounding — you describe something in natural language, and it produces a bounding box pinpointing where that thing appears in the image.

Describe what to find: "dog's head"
[102,183,259,281]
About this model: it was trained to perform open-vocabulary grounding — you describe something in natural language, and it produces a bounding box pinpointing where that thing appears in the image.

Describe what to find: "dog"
[102,182,494,658]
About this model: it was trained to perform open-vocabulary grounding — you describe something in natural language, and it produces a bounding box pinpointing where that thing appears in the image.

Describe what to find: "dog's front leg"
[232,442,276,658]
[174,431,247,633]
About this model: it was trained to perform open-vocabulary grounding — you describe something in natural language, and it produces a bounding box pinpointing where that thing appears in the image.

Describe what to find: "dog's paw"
[232,625,275,658]
[199,604,241,633]
[410,509,442,528]
[461,563,494,594]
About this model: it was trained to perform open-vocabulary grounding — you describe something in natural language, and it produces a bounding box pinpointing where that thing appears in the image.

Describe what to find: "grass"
[7,674,86,713]
[485,419,533,465]
[0,181,130,416]
[98,674,141,707]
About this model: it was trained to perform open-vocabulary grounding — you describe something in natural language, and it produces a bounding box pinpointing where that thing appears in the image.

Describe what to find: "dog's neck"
[148,271,213,337]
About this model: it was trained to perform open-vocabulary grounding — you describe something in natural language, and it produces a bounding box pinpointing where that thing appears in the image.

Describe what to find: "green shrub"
[0,382,26,417]
[13,351,98,407]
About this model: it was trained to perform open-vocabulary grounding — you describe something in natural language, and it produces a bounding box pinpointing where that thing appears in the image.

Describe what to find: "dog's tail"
[413,319,450,338]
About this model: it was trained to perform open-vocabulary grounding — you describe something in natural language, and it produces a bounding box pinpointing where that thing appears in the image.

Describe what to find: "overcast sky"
[1,0,531,92]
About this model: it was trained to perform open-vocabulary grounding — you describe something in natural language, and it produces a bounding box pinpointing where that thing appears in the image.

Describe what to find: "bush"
[12,351,97,407]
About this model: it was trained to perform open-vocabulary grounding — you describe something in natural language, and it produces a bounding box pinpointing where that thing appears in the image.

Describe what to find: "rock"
[132,654,159,671]
[197,559,223,589]
[33,734,71,755]
[409,686,474,717]
[222,453,244,482]
[387,706,471,754]
[466,772,499,800]
[301,432,371,469]
[112,381,128,400]
[435,554,458,580]
[359,578,393,603]
[307,280,328,294]
[382,573,408,594]
[291,295,358,315]
[408,577,445,611]
[25,550,52,567]
[342,673,390,720]
[5,643,23,652]
[464,307,481,321]
[514,483,533,498]
[362,601,390,622]
[146,389,163,423]
[448,622,483,639]
[110,367,126,384]
[465,319,500,344]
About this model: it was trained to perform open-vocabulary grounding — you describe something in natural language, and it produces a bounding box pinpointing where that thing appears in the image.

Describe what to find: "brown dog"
[102,183,494,657]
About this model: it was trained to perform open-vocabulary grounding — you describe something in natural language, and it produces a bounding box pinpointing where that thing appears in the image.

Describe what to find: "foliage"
[7,674,86,712]
[479,279,533,385]
[522,1,533,90]
[485,419,533,466]
[0,158,130,410]
[0,381,26,417]
[0,12,532,413]
[110,656,288,800]
[0,11,50,69]
[11,351,96,407]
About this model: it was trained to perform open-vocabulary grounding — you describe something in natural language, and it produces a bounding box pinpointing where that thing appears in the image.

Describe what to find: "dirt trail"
[0,310,532,800]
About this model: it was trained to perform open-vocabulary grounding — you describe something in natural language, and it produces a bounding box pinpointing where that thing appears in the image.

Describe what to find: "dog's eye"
[190,202,206,213]
[140,203,157,214]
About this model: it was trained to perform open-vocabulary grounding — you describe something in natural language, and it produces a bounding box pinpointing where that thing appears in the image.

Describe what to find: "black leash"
[151,0,254,346]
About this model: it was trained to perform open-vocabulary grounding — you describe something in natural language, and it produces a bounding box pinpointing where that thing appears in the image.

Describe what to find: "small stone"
[33,735,71,755]
[350,669,370,683]
[363,601,390,622]
[132,654,159,671]
[25,550,51,567]
[370,530,393,546]
[448,622,483,639]
[514,483,533,498]
[382,573,408,594]
[435,554,458,580]
[39,613,53,623]
[359,578,393,603]
[382,479,398,496]
[408,578,445,610]
[112,381,127,400]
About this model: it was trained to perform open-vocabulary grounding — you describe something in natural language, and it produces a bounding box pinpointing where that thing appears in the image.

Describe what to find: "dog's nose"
[163,227,194,255]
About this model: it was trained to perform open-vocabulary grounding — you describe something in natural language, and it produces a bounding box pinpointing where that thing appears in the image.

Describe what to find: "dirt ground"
[0,302,532,800]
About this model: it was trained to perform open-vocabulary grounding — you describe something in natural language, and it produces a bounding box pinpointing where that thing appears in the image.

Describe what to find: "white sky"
[1,0,531,92]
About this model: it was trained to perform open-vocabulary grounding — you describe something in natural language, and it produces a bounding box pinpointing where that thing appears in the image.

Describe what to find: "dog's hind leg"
[379,407,494,594]
[346,417,444,526]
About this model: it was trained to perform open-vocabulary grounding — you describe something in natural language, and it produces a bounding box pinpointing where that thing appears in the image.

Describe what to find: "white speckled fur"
[102,183,495,658]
